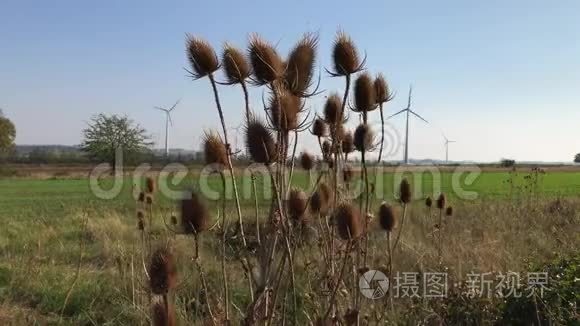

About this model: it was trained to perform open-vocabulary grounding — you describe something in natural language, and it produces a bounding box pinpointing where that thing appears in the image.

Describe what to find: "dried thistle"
[222,43,251,84]
[334,203,362,240]
[446,206,453,217]
[399,178,412,204]
[149,247,177,295]
[138,191,145,202]
[342,131,355,155]
[269,90,301,132]
[245,116,278,164]
[352,72,377,113]
[185,35,219,79]
[330,31,364,76]
[300,152,314,171]
[425,196,433,208]
[202,131,228,167]
[146,194,154,205]
[353,124,375,152]
[287,188,308,222]
[248,34,284,85]
[378,202,396,232]
[310,182,332,215]
[146,177,156,194]
[374,73,393,104]
[152,301,176,326]
[436,193,446,210]
[285,33,318,97]
[322,140,332,159]
[312,118,329,137]
[181,191,209,234]
[137,210,145,221]
[323,93,343,125]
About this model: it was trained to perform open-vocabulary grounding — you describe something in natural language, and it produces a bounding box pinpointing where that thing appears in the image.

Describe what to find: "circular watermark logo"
[359,270,389,299]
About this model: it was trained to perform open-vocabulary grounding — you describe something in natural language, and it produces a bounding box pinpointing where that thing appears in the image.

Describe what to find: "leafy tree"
[81,114,152,171]
[0,109,16,154]
[575,153,580,163]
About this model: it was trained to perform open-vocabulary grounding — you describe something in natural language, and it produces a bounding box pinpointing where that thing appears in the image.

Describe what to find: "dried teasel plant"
[312,117,329,138]
[245,116,278,165]
[378,202,396,233]
[267,89,302,133]
[446,206,453,217]
[149,247,177,296]
[323,93,343,126]
[151,300,176,326]
[221,43,251,85]
[285,32,319,98]
[328,31,365,77]
[202,130,228,169]
[342,131,355,159]
[185,35,220,80]
[334,203,363,240]
[392,178,411,253]
[310,182,332,216]
[248,34,284,86]
[353,124,375,152]
[351,72,377,123]
[374,73,394,163]
[146,176,156,194]
[300,151,314,171]
[287,188,308,222]
[180,191,209,235]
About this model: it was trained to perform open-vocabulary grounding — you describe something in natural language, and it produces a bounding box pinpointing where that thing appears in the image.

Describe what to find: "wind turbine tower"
[154,99,180,158]
[387,86,429,164]
[443,134,456,163]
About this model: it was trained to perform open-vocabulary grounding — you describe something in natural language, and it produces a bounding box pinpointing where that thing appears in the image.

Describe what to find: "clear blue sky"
[1,0,579,162]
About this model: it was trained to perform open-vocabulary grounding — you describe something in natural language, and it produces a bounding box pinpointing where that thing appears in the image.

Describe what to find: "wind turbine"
[443,134,456,163]
[154,99,180,158]
[387,86,428,164]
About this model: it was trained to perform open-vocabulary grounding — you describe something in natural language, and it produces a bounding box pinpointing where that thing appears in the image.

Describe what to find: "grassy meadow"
[0,167,579,324]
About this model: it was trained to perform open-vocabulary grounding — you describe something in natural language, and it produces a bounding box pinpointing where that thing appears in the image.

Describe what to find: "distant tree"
[0,109,16,154]
[500,158,516,167]
[575,153,580,163]
[81,114,152,172]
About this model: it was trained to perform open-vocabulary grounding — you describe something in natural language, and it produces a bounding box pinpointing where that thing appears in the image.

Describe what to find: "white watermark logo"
[359,270,389,299]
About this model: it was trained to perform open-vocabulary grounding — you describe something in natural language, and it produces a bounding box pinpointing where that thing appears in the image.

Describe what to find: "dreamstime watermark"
[88,145,483,202]
[356,271,549,300]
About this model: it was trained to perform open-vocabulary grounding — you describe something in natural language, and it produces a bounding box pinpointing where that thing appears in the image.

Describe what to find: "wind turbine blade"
[168,113,174,126]
[153,106,167,112]
[407,85,413,108]
[168,99,181,112]
[409,110,428,123]
[387,108,407,119]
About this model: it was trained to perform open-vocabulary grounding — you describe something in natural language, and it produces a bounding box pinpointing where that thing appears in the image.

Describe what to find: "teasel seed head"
[248,34,284,85]
[446,206,453,217]
[342,131,355,155]
[425,196,433,208]
[399,178,412,204]
[137,209,145,221]
[285,33,318,97]
[436,193,446,209]
[300,152,314,171]
[324,93,343,125]
[374,73,393,104]
[181,191,209,234]
[221,43,251,84]
[378,202,396,232]
[330,31,364,76]
[269,89,301,132]
[353,124,375,152]
[334,203,363,240]
[152,301,176,326]
[312,118,329,137]
[149,247,177,295]
[287,188,308,222]
[343,165,354,183]
[138,220,144,230]
[202,131,228,168]
[322,140,332,159]
[145,177,156,194]
[353,72,377,113]
[332,123,345,143]
[185,35,219,79]
[310,182,332,216]
[245,116,278,165]
[138,191,145,203]
[145,194,154,205]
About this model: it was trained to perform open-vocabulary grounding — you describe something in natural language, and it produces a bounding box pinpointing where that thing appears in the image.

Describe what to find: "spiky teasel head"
[353,124,375,152]
[374,73,393,104]
[312,118,329,137]
[248,34,284,85]
[322,140,332,159]
[343,165,354,182]
[137,209,145,221]
[202,130,228,168]
[310,182,332,216]
[285,33,318,97]
[287,188,308,222]
[332,123,345,142]
[145,177,156,194]
[342,131,355,155]
[399,178,412,204]
[152,301,176,326]
[145,194,154,205]
[185,35,219,80]
[245,116,278,164]
[334,203,362,240]
[222,43,251,85]
[138,191,145,203]
[378,202,396,232]
[269,89,301,132]
[300,152,314,171]
[181,191,209,234]
[330,31,364,76]
[446,206,453,217]
[436,193,446,209]
[425,196,433,208]
[323,93,343,125]
[352,72,377,113]
[149,247,177,295]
